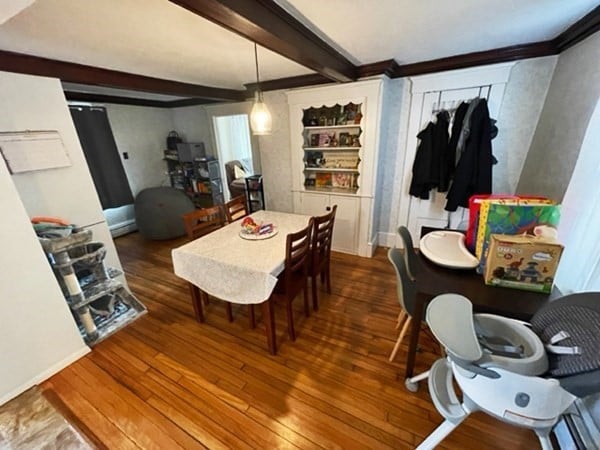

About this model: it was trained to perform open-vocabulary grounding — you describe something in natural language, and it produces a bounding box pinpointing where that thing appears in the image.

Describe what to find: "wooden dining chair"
[387,247,418,362]
[182,205,224,240]
[270,218,314,341]
[181,206,233,320]
[224,194,249,223]
[309,205,337,311]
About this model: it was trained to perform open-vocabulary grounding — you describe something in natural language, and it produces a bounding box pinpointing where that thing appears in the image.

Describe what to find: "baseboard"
[378,232,396,248]
[0,346,90,406]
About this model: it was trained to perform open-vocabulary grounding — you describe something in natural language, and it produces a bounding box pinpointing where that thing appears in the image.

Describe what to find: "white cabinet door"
[330,195,359,254]
[296,192,329,216]
[296,192,359,254]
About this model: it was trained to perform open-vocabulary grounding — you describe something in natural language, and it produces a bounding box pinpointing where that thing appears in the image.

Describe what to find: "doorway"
[212,114,254,201]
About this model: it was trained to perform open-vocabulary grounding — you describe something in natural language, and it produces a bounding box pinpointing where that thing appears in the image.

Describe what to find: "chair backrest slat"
[224,194,249,223]
[311,205,337,272]
[284,218,313,289]
[182,206,224,240]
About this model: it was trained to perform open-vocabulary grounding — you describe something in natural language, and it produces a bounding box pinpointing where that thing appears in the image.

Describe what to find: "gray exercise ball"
[134,187,194,240]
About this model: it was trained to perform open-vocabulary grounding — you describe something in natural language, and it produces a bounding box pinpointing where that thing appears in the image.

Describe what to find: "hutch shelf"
[287,80,384,256]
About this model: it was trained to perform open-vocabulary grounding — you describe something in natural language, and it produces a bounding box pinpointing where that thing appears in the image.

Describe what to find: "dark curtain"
[70,106,133,209]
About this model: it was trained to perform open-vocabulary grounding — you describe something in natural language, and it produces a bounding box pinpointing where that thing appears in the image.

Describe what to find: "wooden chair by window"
[224,194,249,223]
[309,205,337,311]
[270,218,314,341]
[387,247,418,362]
[182,205,224,240]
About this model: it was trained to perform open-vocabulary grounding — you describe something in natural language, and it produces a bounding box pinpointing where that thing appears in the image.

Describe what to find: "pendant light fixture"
[250,42,272,135]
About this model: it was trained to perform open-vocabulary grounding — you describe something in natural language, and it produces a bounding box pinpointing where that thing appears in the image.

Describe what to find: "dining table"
[404,228,561,380]
[171,209,312,355]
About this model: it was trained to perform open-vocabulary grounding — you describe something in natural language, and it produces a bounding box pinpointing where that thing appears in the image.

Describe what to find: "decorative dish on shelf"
[239,217,278,240]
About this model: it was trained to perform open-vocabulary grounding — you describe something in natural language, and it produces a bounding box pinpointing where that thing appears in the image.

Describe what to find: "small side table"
[245,175,264,212]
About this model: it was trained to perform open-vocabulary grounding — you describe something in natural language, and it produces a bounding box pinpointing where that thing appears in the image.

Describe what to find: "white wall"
[518,31,600,201]
[374,77,406,237]
[0,74,93,405]
[106,104,175,195]
[171,104,213,153]
[492,56,557,193]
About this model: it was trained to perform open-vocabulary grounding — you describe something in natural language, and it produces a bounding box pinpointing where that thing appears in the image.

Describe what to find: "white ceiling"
[282,0,599,65]
[0,0,597,97]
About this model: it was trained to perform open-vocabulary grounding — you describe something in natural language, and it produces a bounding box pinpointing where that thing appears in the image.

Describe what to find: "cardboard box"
[484,234,564,293]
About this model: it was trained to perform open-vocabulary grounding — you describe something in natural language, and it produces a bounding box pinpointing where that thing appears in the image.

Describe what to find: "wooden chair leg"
[248,305,256,329]
[225,302,233,322]
[389,316,412,362]
[325,265,332,294]
[396,309,407,330]
[286,300,296,341]
[311,275,319,311]
[261,298,276,355]
[303,284,310,318]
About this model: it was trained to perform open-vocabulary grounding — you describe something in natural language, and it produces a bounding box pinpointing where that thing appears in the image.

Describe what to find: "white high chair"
[416,294,577,450]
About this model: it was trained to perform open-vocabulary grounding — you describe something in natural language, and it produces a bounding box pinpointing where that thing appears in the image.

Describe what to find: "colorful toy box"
[483,234,564,293]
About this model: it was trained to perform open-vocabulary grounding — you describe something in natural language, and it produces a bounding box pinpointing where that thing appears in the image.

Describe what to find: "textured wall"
[374,77,405,237]
[256,90,293,212]
[492,56,557,193]
[517,32,600,201]
[106,104,175,195]
[170,105,213,153]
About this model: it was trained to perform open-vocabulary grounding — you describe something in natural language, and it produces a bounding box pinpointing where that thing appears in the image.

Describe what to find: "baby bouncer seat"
[417,292,600,450]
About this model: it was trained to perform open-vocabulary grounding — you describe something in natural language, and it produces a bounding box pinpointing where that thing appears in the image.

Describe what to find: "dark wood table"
[404,237,560,379]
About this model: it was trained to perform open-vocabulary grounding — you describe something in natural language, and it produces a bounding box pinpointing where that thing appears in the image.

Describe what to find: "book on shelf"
[332,173,355,189]
[315,172,332,187]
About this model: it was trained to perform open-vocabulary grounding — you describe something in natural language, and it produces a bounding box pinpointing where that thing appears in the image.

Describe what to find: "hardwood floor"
[43,232,538,449]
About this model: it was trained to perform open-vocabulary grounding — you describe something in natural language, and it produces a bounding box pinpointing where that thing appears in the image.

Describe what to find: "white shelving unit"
[287,79,384,256]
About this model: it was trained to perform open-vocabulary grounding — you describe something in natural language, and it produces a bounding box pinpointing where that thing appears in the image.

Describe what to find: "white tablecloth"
[172,210,311,305]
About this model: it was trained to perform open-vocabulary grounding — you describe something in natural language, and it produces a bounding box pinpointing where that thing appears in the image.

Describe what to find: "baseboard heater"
[108,219,137,238]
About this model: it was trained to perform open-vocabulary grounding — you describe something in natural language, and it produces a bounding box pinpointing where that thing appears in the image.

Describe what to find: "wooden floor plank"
[41,231,539,449]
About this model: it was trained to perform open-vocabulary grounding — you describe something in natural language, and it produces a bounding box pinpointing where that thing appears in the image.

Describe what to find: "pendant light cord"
[254,43,262,102]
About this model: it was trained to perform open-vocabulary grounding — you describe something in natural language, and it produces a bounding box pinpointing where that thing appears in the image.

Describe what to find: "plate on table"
[239,227,279,240]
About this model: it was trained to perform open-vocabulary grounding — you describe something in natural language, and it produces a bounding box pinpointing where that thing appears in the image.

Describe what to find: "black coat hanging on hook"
[445,99,496,211]
[408,111,451,199]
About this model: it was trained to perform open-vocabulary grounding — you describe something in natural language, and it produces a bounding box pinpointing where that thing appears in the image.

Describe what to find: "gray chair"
[397,225,419,281]
[134,187,194,240]
[224,160,247,199]
[387,247,417,362]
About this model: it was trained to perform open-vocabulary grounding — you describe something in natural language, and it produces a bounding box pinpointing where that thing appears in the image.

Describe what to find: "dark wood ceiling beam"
[553,5,600,51]
[391,41,557,78]
[0,50,246,101]
[169,0,357,82]
[357,59,400,78]
[64,91,171,108]
[244,73,331,95]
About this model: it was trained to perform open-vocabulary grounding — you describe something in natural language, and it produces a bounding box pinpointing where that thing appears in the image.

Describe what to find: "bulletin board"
[0,130,71,174]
